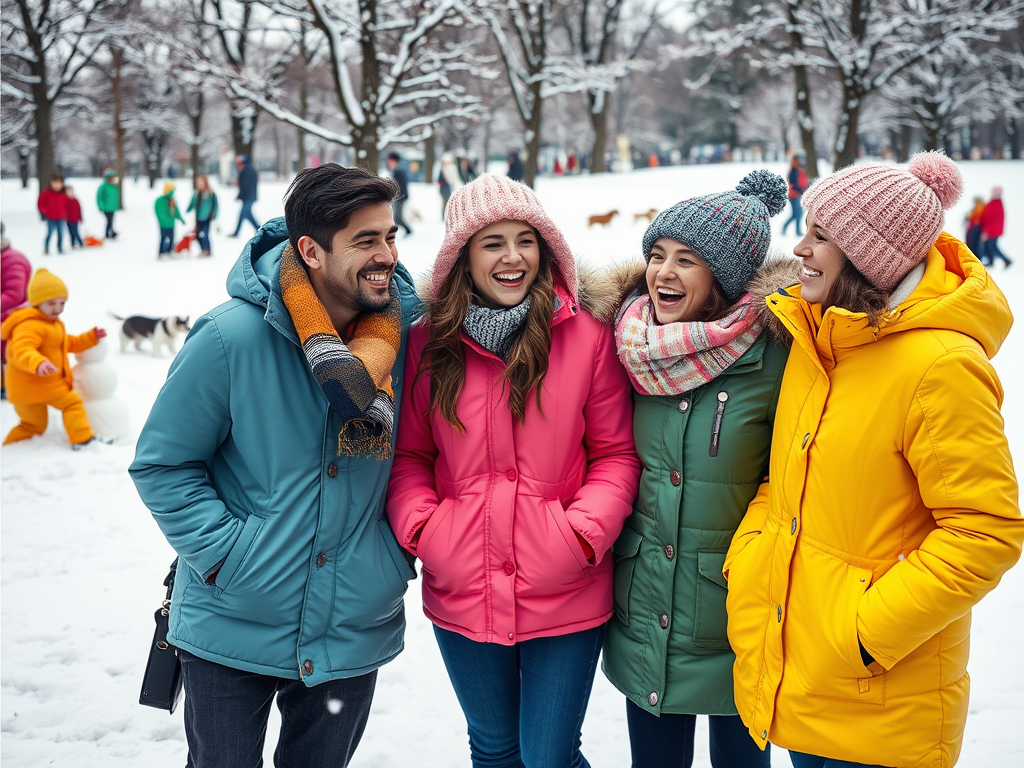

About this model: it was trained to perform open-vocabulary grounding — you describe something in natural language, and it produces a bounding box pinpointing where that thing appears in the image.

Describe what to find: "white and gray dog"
[113,314,191,357]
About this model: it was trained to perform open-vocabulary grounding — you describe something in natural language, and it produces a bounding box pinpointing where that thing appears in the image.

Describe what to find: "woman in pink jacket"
[387,173,640,768]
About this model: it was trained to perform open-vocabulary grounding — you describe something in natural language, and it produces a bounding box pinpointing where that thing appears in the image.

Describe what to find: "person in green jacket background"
[154,180,185,258]
[96,169,120,240]
[187,175,219,257]
[603,170,796,768]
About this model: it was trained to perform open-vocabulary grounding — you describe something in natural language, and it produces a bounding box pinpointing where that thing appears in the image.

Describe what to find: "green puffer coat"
[602,258,797,716]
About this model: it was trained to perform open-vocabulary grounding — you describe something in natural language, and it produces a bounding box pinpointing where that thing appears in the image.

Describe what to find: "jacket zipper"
[709,391,729,457]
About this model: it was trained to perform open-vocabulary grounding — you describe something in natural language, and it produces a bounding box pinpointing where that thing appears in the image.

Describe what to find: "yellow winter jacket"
[0,307,98,404]
[725,233,1022,768]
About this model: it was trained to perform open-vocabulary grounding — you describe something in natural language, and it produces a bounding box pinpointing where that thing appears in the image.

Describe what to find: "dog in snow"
[113,314,191,357]
[587,210,619,228]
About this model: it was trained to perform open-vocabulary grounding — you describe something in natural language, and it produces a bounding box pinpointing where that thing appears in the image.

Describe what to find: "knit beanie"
[432,173,578,301]
[801,151,963,291]
[28,268,68,305]
[641,169,788,302]
[163,181,175,195]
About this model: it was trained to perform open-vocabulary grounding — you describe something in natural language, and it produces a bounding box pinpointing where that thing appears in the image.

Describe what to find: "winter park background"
[0,161,1022,767]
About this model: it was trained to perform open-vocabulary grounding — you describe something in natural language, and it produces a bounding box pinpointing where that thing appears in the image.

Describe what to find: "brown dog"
[633,208,658,224]
[588,210,619,227]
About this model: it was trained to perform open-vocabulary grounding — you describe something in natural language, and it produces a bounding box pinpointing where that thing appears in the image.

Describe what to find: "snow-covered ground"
[1,161,1021,768]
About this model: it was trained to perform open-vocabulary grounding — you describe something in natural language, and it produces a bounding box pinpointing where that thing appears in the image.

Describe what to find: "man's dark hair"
[284,163,399,252]
[386,152,400,162]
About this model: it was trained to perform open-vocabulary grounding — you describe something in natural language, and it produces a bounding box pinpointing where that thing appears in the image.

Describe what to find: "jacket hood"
[768,232,1012,361]
[103,170,115,180]
[608,252,801,343]
[1,306,50,341]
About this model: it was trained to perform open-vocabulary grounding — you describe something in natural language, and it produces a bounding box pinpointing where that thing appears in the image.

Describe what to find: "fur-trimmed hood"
[606,253,802,342]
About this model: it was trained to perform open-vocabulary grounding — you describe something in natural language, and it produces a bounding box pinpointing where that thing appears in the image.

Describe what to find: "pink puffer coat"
[387,275,641,644]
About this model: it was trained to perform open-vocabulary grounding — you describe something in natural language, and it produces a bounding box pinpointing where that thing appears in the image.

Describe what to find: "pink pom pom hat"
[801,151,964,291]
[431,173,578,301]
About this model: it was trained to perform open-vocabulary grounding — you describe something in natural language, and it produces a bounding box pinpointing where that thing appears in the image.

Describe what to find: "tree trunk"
[481,116,492,176]
[832,84,862,170]
[1008,116,1020,160]
[588,93,609,174]
[34,97,56,183]
[190,92,204,189]
[113,47,125,208]
[231,103,257,160]
[424,131,436,188]
[787,3,820,178]
[355,0,381,172]
[523,82,543,189]
[296,24,309,173]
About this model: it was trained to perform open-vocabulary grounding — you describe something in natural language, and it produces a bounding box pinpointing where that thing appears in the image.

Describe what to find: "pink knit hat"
[801,151,963,291]
[431,173,578,300]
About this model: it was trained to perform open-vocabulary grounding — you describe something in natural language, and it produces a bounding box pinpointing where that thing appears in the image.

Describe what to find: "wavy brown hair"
[823,258,891,327]
[417,238,556,432]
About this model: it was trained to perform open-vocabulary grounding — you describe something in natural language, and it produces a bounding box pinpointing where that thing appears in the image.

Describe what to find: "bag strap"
[163,558,178,605]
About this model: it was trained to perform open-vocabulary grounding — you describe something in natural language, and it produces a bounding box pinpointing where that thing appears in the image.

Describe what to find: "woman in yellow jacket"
[725,152,1023,768]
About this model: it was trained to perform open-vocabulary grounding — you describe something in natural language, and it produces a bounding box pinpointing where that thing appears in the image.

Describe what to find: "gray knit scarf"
[463,296,533,360]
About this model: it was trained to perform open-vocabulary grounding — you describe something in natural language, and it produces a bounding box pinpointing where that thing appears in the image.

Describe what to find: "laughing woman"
[387,173,641,768]
[602,171,794,768]
[725,152,1023,768]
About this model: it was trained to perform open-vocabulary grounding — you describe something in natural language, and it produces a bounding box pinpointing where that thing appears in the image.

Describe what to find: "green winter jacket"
[96,172,120,213]
[154,191,185,228]
[602,259,796,716]
[188,190,219,222]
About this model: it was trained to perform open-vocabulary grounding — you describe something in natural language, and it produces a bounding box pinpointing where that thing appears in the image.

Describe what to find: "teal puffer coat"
[602,259,795,716]
[130,218,421,684]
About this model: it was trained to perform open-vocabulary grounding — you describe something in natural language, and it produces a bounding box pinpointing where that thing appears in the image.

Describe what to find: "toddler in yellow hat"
[1,268,109,449]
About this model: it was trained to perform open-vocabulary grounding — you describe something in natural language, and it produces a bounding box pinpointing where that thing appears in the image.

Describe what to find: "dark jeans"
[983,237,1011,266]
[625,700,769,768]
[393,199,412,235]
[789,751,888,768]
[965,224,982,259]
[159,226,175,255]
[783,196,804,236]
[196,219,212,254]
[433,624,604,768]
[67,222,83,247]
[233,200,260,236]
[179,649,376,768]
[104,210,117,238]
[44,218,64,253]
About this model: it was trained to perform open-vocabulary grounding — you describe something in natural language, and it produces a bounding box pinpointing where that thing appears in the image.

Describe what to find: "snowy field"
[1,161,1022,767]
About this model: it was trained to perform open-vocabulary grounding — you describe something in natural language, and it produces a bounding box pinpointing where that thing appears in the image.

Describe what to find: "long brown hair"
[823,259,890,326]
[417,239,556,431]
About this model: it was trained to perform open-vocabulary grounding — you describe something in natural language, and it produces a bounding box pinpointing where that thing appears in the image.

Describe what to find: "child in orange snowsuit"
[1,269,107,448]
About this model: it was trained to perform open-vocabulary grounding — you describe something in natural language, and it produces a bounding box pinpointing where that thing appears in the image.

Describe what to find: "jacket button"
[777,605,782,623]
[790,518,797,535]
[762,729,768,739]
[508,632,514,640]
[507,469,517,482]
[503,561,515,575]
[316,553,327,568]
[327,463,338,478]
[648,691,659,706]
[678,400,689,412]
[659,613,669,629]
[669,471,681,486]
[302,660,313,675]
[664,544,674,560]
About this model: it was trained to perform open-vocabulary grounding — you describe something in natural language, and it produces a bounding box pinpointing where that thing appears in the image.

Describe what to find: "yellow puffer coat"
[725,233,1022,768]
[0,307,98,404]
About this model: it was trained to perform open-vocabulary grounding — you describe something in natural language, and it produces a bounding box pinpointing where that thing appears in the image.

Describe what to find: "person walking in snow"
[230,154,260,237]
[154,181,185,258]
[980,186,1011,267]
[96,170,120,240]
[187,175,219,257]
[387,173,641,768]
[964,195,985,260]
[2,268,107,449]
[782,154,808,236]
[385,151,413,236]
[602,171,792,768]
[130,164,421,768]
[436,153,462,219]
[725,153,1023,768]
[1,222,32,400]
[64,186,84,249]
[37,174,68,255]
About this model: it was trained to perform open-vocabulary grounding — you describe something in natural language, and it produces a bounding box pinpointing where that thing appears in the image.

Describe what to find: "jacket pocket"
[693,549,730,649]
[546,499,591,576]
[377,518,416,589]
[212,512,266,597]
[612,524,643,626]
[417,497,456,563]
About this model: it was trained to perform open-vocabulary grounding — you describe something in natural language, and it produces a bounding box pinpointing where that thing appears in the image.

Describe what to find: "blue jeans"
[783,196,804,235]
[44,218,64,253]
[789,751,888,768]
[233,200,260,236]
[984,237,1011,266]
[104,210,117,238]
[393,199,412,234]
[179,649,376,768]
[196,219,212,254]
[625,700,769,768]
[433,625,604,768]
[159,226,175,255]
[67,222,83,247]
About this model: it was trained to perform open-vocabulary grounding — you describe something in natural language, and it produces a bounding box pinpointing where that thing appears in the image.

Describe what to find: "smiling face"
[794,213,848,305]
[38,298,66,319]
[466,220,541,309]
[645,237,716,324]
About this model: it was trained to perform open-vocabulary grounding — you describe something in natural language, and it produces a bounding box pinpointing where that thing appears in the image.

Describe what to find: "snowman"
[72,338,131,439]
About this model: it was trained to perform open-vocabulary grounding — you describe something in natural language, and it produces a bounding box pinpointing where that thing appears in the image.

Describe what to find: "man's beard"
[326,272,391,315]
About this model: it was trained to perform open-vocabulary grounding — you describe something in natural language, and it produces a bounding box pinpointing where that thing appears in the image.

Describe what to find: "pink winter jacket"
[387,279,641,645]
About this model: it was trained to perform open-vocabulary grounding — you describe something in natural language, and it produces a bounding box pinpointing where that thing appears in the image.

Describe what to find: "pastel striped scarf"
[614,292,761,396]
[279,244,401,459]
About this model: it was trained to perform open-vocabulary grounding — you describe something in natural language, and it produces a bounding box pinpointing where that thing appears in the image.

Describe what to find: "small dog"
[114,315,191,357]
[588,210,619,228]
[634,208,658,224]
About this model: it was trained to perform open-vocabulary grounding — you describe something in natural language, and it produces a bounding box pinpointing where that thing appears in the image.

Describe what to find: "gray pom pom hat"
[642,169,788,302]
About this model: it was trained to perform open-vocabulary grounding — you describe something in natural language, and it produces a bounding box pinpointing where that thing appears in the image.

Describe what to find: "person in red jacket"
[980,186,1011,267]
[64,185,84,249]
[37,174,68,255]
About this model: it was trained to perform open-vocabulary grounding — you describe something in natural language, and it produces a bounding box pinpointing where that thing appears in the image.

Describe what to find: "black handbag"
[139,559,184,713]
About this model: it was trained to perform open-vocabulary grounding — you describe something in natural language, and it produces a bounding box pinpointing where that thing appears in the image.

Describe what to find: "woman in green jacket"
[187,175,219,257]
[96,170,120,239]
[603,171,795,768]
[154,181,185,258]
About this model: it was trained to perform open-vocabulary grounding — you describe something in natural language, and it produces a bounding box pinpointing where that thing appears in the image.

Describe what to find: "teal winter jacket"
[130,218,422,684]
[187,189,219,222]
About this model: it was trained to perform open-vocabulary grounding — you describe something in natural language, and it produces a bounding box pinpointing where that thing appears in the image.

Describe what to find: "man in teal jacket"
[130,164,420,767]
